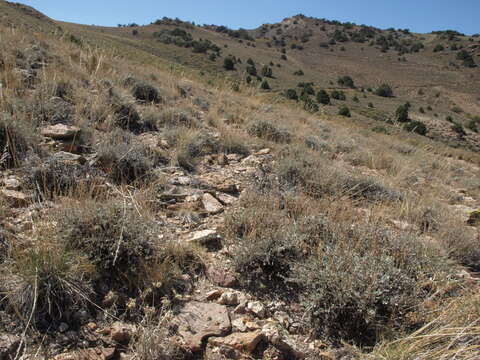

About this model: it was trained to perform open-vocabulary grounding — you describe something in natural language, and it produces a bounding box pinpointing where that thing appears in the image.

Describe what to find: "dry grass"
[370,291,480,360]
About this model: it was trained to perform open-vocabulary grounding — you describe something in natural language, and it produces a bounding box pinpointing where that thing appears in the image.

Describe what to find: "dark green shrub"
[248,120,291,143]
[223,57,235,70]
[338,106,351,117]
[446,115,454,123]
[452,122,466,137]
[317,90,331,105]
[456,50,476,67]
[404,120,428,135]
[261,65,273,77]
[246,65,257,76]
[303,98,319,113]
[467,120,478,132]
[331,90,346,101]
[352,96,359,103]
[433,44,444,52]
[285,89,299,100]
[419,107,425,113]
[395,104,409,122]
[260,80,271,90]
[337,75,355,88]
[368,102,374,108]
[375,84,393,97]
[293,69,304,76]
[132,82,161,103]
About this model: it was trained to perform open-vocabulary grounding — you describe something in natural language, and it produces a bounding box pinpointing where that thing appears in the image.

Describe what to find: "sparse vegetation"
[375,83,394,97]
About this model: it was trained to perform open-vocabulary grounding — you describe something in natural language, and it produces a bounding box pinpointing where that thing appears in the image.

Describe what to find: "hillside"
[61,14,480,151]
[1,1,480,359]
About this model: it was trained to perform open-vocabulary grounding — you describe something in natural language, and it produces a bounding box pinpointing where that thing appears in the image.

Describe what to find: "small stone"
[1,189,30,207]
[218,291,239,306]
[87,322,98,331]
[188,229,221,245]
[207,267,239,288]
[3,178,21,190]
[247,301,267,319]
[232,317,248,332]
[216,192,237,205]
[202,193,224,214]
[205,289,223,301]
[208,331,264,353]
[41,124,80,140]
[110,322,135,344]
[390,219,417,231]
[256,148,271,155]
[226,154,244,162]
[53,151,86,164]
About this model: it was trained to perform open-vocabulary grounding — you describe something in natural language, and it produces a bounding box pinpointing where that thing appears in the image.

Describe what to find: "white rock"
[247,301,267,319]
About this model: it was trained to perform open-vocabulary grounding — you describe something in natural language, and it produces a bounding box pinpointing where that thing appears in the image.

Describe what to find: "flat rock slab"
[208,331,264,353]
[41,124,80,140]
[202,193,224,214]
[175,301,231,352]
[188,229,221,245]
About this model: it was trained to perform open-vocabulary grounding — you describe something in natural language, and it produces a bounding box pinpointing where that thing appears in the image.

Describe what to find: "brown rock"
[207,267,239,288]
[1,189,30,207]
[175,301,231,352]
[209,331,264,353]
[41,124,80,140]
[110,322,135,344]
[202,193,224,214]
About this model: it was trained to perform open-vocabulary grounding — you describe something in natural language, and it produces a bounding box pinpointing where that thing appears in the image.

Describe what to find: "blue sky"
[19,0,478,35]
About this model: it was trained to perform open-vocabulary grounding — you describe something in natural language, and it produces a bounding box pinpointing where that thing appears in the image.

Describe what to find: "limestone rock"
[175,301,231,352]
[247,301,267,319]
[208,331,264,353]
[188,230,222,245]
[3,178,21,191]
[216,192,238,205]
[202,193,224,214]
[218,291,239,306]
[41,124,80,140]
[53,151,86,164]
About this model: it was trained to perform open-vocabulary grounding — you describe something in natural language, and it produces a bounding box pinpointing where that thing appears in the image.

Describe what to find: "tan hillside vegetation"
[0,1,479,359]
